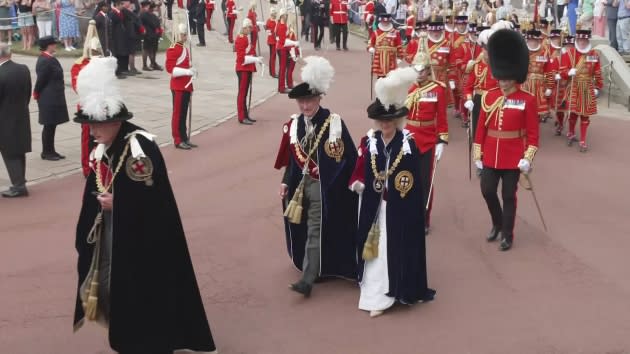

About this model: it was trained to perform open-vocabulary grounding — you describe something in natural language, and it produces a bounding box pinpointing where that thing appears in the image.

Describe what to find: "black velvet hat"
[526,29,542,39]
[367,99,409,120]
[38,36,60,51]
[288,82,322,99]
[288,56,334,99]
[487,29,529,84]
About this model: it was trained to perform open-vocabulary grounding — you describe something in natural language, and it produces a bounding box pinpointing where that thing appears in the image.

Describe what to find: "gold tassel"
[362,223,380,261]
[284,180,305,224]
[84,270,100,321]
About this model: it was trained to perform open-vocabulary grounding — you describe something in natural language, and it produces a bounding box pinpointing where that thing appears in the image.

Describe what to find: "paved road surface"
[2,11,630,354]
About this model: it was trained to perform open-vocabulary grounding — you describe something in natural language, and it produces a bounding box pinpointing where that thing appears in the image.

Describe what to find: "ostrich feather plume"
[374,67,417,108]
[77,57,124,121]
[301,56,335,94]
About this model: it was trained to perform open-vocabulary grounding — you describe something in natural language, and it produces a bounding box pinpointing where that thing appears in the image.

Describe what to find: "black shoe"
[151,64,164,71]
[142,65,153,71]
[2,187,28,198]
[271,74,278,78]
[126,69,139,76]
[196,43,206,47]
[336,47,341,51]
[289,281,312,298]
[279,89,291,94]
[246,117,257,122]
[41,153,61,161]
[175,142,192,150]
[487,226,501,242]
[116,74,127,79]
[185,141,198,148]
[343,47,348,51]
[54,152,65,160]
[239,119,254,125]
[499,234,513,251]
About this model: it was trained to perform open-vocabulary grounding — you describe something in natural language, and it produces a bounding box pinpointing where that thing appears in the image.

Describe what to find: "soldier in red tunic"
[247,1,265,53]
[473,29,539,251]
[225,0,237,43]
[458,22,481,127]
[559,29,603,152]
[265,8,278,78]
[235,18,263,125]
[71,20,102,177]
[276,9,299,93]
[330,0,349,50]
[463,28,498,136]
[165,22,198,149]
[404,5,415,45]
[405,38,448,234]
[427,19,453,104]
[448,15,468,119]
[363,0,375,40]
[522,29,554,122]
[404,21,423,64]
[368,14,403,78]
[548,29,570,135]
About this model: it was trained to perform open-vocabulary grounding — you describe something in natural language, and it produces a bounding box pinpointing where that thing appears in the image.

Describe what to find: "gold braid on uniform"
[95,142,130,193]
[363,147,405,261]
[284,116,332,224]
[524,145,538,163]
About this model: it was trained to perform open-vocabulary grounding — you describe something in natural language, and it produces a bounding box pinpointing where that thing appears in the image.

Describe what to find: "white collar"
[576,43,592,54]
[378,23,393,32]
[428,32,444,43]
[527,43,541,52]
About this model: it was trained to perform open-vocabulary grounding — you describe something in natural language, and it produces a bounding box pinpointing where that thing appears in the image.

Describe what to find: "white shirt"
[0,59,9,66]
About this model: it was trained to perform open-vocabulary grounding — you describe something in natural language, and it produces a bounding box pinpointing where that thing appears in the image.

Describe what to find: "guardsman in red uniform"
[539,18,551,51]
[205,0,215,30]
[522,29,554,122]
[225,0,238,43]
[165,22,198,149]
[547,29,569,135]
[330,0,349,50]
[473,29,539,251]
[458,22,480,127]
[363,0,375,39]
[404,5,415,44]
[405,39,448,234]
[427,19,453,104]
[463,28,498,135]
[404,21,423,64]
[235,18,263,125]
[266,8,278,77]
[247,1,264,53]
[368,14,403,78]
[559,29,603,152]
[276,10,300,93]
[449,15,468,119]
[71,20,102,177]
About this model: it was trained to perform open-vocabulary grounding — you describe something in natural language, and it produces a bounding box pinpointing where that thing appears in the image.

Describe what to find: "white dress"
[358,202,395,311]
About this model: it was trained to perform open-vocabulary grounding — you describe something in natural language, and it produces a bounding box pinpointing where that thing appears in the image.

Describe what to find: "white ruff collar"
[429,32,444,43]
[528,43,541,52]
[577,43,592,54]
[367,129,412,155]
[378,23,393,32]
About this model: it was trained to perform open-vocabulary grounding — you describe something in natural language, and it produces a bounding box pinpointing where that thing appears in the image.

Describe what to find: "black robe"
[274,108,359,280]
[74,122,216,353]
[0,60,32,155]
[356,131,435,304]
[94,11,113,56]
[34,54,70,126]
[109,9,131,56]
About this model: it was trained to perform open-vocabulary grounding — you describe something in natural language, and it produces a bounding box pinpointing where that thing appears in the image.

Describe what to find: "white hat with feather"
[367,67,417,119]
[288,56,335,99]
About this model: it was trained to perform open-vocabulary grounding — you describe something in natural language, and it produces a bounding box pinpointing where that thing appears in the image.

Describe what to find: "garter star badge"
[395,170,413,198]
[125,156,154,186]
[324,138,344,162]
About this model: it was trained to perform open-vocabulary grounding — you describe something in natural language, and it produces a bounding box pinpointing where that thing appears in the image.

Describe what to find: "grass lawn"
[10,37,173,57]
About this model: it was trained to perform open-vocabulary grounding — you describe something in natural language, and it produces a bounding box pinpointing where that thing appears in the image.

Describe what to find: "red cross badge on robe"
[125,156,154,186]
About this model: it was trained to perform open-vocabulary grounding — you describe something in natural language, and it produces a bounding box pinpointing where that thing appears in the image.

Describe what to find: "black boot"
[499,233,513,251]
[289,281,312,298]
[486,226,501,242]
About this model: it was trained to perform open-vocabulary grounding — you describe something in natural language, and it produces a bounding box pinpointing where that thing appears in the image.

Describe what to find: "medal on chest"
[125,156,154,186]
[324,138,344,163]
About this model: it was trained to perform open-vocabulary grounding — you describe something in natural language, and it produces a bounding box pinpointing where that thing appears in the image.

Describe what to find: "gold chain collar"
[95,142,130,193]
[293,115,332,163]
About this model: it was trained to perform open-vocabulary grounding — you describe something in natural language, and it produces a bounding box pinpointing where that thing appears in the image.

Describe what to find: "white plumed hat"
[288,56,335,98]
[74,57,133,123]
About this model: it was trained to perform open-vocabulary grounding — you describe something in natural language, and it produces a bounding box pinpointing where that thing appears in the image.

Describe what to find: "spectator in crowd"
[33,0,53,37]
[190,0,206,46]
[140,0,162,70]
[593,0,606,36]
[578,0,595,29]
[33,36,70,161]
[93,1,110,54]
[16,0,35,50]
[122,0,142,74]
[557,0,568,22]
[59,0,79,50]
[110,0,131,77]
[311,0,327,49]
[618,0,630,54]
[300,0,311,40]
[604,0,618,50]
[394,0,407,42]
[0,0,14,45]
[0,43,31,198]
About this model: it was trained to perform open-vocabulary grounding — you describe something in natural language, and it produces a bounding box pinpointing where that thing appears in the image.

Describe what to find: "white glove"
[467,59,475,67]
[555,73,561,81]
[172,67,194,77]
[368,47,375,54]
[350,181,365,194]
[474,160,483,170]
[435,143,445,161]
[257,21,265,27]
[545,88,552,97]
[243,55,258,65]
[464,100,474,111]
[594,89,599,97]
[449,80,456,90]
[189,67,198,78]
[284,39,299,47]
[568,68,577,77]
[396,58,402,65]
[518,159,531,173]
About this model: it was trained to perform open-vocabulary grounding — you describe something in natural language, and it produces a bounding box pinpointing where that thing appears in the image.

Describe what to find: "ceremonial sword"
[426,156,439,210]
[522,173,548,232]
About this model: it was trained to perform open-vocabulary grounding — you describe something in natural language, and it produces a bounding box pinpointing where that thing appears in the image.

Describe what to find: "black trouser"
[418,147,435,228]
[189,15,197,34]
[480,168,520,238]
[196,19,205,45]
[312,22,324,48]
[41,124,57,155]
[115,55,129,75]
[608,18,618,50]
[236,71,252,121]
[221,0,228,32]
[302,13,310,38]
[472,93,482,138]
[165,0,173,19]
[171,90,191,144]
[332,23,348,49]
[143,38,159,66]
[1,151,26,188]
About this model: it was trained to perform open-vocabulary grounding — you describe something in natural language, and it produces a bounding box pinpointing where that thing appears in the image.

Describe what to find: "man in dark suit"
[0,43,32,197]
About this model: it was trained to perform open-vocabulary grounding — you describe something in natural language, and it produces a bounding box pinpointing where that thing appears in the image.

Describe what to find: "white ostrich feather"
[300,56,335,94]
[478,29,496,45]
[374,67,417,108]
[77,57,124,121]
